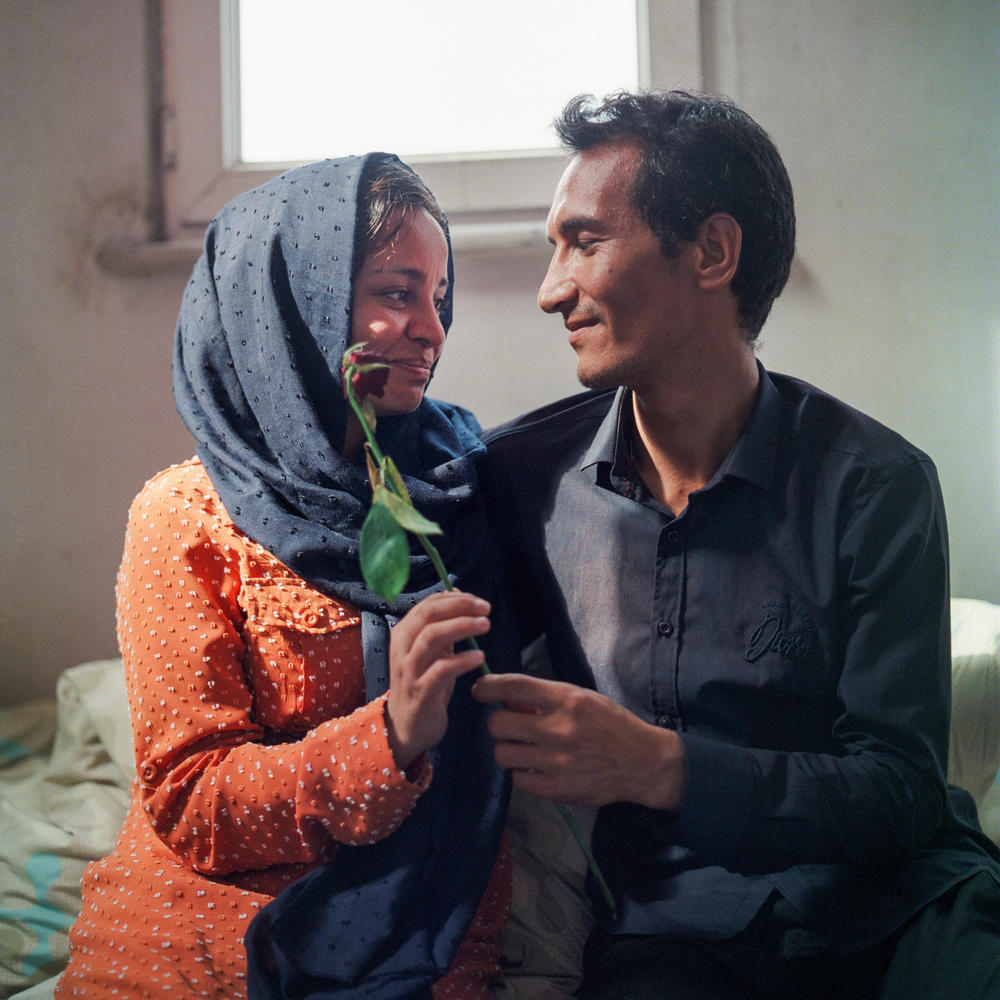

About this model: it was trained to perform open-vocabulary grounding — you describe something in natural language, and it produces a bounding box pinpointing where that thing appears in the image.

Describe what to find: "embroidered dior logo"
[744,600,817,663]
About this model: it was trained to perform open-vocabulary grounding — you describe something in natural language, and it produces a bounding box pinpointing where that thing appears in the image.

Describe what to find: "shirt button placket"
[653,523,683,731]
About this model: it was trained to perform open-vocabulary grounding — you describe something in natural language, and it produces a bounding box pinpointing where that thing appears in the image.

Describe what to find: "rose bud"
[343,350,390,401]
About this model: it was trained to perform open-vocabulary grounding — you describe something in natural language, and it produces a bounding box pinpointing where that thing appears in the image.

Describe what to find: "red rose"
[343,349,390,401]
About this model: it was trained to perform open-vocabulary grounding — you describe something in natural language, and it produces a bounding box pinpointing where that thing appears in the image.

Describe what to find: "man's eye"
[434,297,448,314]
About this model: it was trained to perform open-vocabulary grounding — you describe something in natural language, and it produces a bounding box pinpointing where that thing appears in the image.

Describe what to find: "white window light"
[120,0,704,264]
[236,0,639,162]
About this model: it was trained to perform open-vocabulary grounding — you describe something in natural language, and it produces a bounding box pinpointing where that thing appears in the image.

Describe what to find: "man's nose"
[537,253,574,315]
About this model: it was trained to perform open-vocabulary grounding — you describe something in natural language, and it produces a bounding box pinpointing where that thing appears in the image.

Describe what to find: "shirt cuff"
[670,730,754,869]
[297,694,432,846]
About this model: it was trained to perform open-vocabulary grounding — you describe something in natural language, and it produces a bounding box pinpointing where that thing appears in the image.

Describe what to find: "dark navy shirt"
[483,367,998,951]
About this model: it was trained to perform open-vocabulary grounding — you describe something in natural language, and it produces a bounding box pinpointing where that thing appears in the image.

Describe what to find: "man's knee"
[878,871,1000,1000]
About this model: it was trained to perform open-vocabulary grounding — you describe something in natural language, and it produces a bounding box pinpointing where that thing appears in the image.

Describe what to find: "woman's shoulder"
[126,459,304,582]
[125,458,246,559]
[130,457,229,521]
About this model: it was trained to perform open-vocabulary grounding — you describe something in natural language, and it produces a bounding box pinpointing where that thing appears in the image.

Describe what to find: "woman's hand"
[386,590,491,773]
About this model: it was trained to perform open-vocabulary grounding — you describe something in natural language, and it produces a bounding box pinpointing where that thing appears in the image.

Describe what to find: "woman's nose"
[408,296,447,349]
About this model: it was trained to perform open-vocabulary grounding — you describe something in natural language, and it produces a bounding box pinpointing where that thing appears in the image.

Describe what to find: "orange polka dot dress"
[57,460,510,998]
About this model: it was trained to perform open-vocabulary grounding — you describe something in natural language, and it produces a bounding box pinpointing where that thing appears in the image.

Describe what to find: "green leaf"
[382,455,411,502]
[364,445,382,493]
[359,499,410,602]
[376,485,443,536]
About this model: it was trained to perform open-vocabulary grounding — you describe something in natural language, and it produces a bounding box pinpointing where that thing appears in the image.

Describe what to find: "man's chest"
[534,472,843,749]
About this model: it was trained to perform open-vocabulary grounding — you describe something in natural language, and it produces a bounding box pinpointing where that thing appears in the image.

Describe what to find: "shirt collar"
[714,361,780,491]
[578,363,781,493]
[580,386,630,474]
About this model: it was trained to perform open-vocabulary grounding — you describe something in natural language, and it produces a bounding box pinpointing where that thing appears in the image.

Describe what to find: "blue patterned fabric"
[172,154,512,998]
[173,155,485,617]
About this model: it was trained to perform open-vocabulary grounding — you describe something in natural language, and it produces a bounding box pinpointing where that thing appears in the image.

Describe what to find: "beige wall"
[2,0,998,703]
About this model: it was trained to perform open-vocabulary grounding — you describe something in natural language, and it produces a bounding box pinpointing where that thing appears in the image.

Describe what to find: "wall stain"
[58,172,145,303]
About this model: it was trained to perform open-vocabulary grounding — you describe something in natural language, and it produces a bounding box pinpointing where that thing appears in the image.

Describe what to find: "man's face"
[538,140,696,392]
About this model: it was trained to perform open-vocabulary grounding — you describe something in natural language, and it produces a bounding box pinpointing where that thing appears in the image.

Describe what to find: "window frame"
[158,0,705,242]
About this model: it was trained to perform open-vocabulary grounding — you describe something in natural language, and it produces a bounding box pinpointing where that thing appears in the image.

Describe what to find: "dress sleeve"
[116,467,429,875]
[672,458,951,872]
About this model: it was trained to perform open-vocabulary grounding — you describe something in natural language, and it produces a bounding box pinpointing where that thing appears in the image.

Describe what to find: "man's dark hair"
[555,90,795,338]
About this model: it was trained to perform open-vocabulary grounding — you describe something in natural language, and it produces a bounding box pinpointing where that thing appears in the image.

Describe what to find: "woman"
[57,154,513,999]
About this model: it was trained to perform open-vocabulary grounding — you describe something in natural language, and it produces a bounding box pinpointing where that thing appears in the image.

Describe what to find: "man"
[473,90,999,999]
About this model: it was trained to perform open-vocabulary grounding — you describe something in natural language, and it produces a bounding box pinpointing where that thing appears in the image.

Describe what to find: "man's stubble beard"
[576,354,643,393]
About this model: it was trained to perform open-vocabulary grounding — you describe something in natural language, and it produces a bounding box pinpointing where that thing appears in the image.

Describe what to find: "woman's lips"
[392,359,433,381]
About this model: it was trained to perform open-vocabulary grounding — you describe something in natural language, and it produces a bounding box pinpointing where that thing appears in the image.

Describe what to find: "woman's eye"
[383,289,410,303]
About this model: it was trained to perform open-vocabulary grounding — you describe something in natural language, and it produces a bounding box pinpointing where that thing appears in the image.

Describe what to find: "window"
[237,0,638,162]
[157,0,703,243]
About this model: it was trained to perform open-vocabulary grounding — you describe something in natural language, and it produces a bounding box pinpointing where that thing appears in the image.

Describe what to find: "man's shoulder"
[480,389,617,499]
[769,370,935,475]
[482,388,617,455]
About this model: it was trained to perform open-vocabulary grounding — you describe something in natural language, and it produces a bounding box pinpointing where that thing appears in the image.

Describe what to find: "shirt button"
[666,529,680,544]
[657,619,674,637]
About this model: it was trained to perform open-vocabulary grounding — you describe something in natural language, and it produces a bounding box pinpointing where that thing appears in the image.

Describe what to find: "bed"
[2,598,998,999]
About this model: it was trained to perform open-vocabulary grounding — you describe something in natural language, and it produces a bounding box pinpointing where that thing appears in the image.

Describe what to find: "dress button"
[657,619,674,637]
[302,611,320,627]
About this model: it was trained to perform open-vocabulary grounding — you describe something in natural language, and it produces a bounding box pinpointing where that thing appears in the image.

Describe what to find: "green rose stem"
[343,347,618,922]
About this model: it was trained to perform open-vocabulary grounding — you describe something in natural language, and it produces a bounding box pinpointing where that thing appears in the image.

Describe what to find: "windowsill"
[95,218,551,277]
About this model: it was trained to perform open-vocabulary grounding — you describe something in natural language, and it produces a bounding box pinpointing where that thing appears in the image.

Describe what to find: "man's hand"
[471,673,685,812]
[386,590,491,773]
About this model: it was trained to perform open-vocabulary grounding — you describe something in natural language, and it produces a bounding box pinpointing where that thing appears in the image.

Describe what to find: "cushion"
[948,598,1000,845]
[493,788,596,1000]
[492,636,596,1000]
[0,660,131,999]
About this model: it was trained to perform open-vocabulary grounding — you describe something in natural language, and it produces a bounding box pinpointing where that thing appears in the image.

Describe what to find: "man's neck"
[630,345,759,515]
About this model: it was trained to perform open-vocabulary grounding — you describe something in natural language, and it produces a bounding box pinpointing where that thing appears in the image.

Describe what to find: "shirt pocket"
[239,578,363,729]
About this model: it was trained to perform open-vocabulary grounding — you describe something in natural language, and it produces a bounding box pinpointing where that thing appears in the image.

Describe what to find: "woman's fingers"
[406,612,490,668]
[402,589,490,623]
[392,590,490,677]
[386,590,491,771]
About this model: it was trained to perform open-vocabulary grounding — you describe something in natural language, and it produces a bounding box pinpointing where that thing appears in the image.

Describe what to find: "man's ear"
[693,212,741,291]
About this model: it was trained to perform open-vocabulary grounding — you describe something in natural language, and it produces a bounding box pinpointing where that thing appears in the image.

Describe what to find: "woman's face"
[350,207,450,417]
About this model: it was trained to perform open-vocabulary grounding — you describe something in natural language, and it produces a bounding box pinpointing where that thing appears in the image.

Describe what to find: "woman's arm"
[117,465,429,875]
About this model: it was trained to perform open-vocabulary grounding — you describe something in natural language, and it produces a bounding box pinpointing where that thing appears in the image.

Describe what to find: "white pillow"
[949,598,1000,845]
